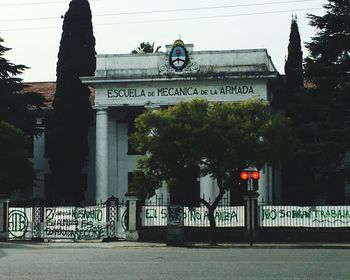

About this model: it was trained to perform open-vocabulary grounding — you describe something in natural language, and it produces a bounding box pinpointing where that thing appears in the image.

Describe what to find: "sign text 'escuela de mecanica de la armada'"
[84,39,277,107]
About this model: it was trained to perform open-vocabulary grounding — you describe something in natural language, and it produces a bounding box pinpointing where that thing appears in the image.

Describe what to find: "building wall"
[31,117,50,199]
[28,118,97,203]
[83,125,96,203]
[86,44,282,205]
[110,120,139,201]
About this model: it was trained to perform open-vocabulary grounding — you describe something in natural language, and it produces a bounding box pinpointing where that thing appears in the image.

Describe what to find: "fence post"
[105,196,119,241]
[243,191,259,246]
[166,205,184,246]
[125,192,141,241]
[0,195,10,241]
[32,198,44,241]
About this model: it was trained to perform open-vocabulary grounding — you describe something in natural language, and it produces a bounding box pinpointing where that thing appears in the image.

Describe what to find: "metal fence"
[8,199,127,240]
[259,205,350,228]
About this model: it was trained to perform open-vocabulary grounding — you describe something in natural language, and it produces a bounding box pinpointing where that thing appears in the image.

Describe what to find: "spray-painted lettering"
[44,207,107,239]
[260,206,350,227]
[142,206,245,227]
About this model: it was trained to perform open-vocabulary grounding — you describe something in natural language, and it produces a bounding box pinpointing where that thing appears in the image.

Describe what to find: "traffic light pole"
[240,168,260,246]
[249,194,253,246]
[243,190,259,247]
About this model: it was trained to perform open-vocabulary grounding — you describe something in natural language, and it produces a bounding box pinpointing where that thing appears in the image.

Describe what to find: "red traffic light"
[251,171,260,180]
[240,171,249,180]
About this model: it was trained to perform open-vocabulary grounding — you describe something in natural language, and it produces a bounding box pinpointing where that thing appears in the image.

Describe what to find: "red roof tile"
[21,82,95,110]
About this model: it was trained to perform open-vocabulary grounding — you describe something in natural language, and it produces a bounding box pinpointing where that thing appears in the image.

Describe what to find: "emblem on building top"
[169,39,189,72]
[159,40,200,74]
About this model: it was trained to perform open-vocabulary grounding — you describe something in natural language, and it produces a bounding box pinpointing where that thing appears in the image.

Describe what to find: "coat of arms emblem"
[169,39,189,72]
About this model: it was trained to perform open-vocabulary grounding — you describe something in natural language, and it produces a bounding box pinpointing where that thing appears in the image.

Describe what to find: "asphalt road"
[1,242,350,280]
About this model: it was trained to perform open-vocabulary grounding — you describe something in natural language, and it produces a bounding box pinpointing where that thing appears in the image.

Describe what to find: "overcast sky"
[0,0,327,82]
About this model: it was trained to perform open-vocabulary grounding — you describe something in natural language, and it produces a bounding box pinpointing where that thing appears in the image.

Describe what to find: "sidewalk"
[1,240,350,249]
[186,242,350,249]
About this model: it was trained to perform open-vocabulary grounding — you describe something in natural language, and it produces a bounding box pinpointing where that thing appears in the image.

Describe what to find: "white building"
[78,40,283,205]
[19,41,282,205]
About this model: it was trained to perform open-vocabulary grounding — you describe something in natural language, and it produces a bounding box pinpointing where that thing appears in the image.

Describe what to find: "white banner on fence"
[43,206,107,239]
[260,206,350,227]
[141,206,245,227]
[8,207,33,240]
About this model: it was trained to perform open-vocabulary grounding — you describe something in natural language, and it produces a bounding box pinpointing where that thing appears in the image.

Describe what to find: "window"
[127,172,134,193]
[127,120,139,154]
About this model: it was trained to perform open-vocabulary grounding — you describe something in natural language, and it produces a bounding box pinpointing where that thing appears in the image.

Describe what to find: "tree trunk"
[200,181,225,246]
[208,206,217,245]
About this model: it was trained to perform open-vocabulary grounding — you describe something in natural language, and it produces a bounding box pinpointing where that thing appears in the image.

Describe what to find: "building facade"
[80,40,283,205]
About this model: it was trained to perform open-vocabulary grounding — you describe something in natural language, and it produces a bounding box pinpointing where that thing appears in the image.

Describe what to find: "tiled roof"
[22,82,56,109]
[21,82,95,110]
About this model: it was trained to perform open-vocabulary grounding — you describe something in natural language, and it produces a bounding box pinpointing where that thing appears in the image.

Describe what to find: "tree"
[131,99,295,244]
[285,0,350,204]
[284,15,304,95]
[0,121,36,196]
[305,0,349,92]
[48,0,96,205]
[131,42,161,54]
[282,16,307,203]
[0,37,43,137]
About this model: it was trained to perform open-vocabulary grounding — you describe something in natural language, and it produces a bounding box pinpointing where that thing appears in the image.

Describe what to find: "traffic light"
[240,171,249,180]
[239,169,260,191]
[239,171,249,189]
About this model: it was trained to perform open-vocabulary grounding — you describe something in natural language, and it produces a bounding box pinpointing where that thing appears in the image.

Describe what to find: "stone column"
[96,107,109,202]
[0,196,10,241]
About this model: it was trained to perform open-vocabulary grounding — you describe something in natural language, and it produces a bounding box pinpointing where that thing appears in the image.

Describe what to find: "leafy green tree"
[285,0,350,204]
[131,99,295,244]
[0,37,43,137]
[131,42,161,54]
[0,121,36,195]
[48,0,96,205]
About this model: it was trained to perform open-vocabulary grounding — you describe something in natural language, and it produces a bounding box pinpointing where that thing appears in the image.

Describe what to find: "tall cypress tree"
[284,15,304,94]
[282,16,305,204]
[49,0,96,205]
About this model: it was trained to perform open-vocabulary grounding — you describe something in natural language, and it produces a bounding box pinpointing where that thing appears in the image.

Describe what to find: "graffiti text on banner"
[260,206,350,227]
[44,206,107,239]
[142,206,245,227]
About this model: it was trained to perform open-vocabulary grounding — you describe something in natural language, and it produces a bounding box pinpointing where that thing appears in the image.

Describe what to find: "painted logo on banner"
[8,209,29,238]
